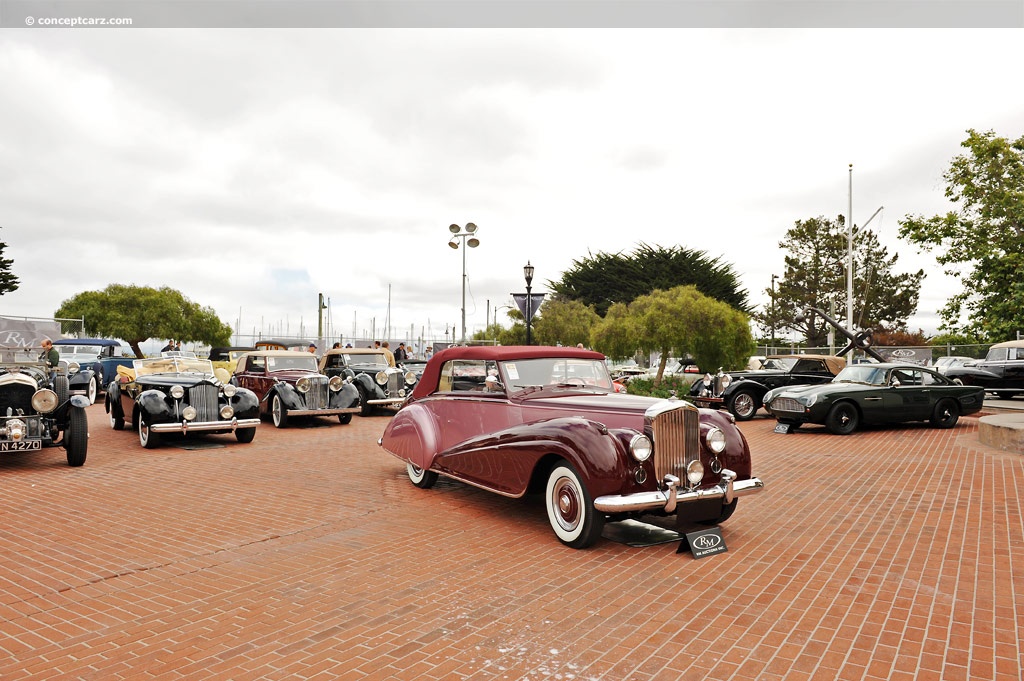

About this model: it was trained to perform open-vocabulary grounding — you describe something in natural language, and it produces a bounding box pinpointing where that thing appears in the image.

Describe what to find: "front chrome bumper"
[593,468,764,514]
[151,417,261,434]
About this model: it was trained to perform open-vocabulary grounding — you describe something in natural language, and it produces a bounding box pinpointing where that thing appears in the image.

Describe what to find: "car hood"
[767,381,871,400]
[725,369,788,380]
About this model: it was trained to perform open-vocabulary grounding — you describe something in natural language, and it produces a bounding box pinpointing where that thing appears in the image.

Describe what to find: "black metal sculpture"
[795,306,886,363]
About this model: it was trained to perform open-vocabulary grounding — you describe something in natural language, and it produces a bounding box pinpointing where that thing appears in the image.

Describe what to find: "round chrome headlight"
[222,383,237,397]
[296,377,311,393]
[68,361,81,374]
[706,427,727,454]
[686,460,705,486]
[170,385,185,399]
[31,389,59,413]
[182,406,197,421]
[404,371,417,385]
[329,376,344,392]
[720,375,732,389]
[629,434,652,462]
[802,394,818,407]
[220,405,234,419]
[375,371,388,385]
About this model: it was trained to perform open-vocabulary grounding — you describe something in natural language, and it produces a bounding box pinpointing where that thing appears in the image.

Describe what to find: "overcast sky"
[2,26,1023,346]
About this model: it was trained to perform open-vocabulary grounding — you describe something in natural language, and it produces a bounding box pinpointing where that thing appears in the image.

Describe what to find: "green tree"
[591,285,753,384]
[533,296,600,347]
[54,284,233,357]
[899,129,1024,340]
[755,215,923,346]
[551,243,750,317]
[0,229,19,295]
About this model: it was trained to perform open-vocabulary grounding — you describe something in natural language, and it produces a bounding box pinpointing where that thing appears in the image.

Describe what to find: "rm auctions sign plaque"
[678,527,728,558]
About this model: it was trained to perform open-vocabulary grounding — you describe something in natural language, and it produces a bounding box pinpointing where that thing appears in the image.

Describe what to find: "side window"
[921,371,937,386]
[1009,348,1019,361]
[793,359,828,375]
[987,347,1008,362]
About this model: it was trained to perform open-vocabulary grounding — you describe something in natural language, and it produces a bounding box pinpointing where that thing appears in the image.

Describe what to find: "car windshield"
[340,352,390,367]
[266,355,318,372]
[762,357,797,370]
[133,357,215,377]
[63,345,103,356]
[501,358,614,392]
[834,365,886,385]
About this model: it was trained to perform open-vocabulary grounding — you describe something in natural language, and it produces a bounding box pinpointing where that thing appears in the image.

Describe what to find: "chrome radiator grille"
[304,376,329,410]
[188,384,220,421]
[650,403,700,481]
[387,372,402,397]
[768,397,803,413]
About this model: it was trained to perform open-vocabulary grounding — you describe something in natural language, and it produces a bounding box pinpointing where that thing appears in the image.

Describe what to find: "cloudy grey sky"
[2,24,1023,345]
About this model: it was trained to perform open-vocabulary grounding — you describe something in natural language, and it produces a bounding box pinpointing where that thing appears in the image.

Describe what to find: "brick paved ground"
[1,402,1022,680]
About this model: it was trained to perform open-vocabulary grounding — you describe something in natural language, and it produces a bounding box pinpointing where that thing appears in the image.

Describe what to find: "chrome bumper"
[151,417,261,434]
[593,468,764,514]
[368,398,404,406]
[287,407,360,417]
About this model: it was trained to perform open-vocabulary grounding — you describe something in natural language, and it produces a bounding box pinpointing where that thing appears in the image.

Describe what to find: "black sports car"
[763,363,985,435]
[105,356,260,448]
[691,354,846,420]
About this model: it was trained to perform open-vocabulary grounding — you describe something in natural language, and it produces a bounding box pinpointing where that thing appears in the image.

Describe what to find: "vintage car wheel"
[86,376,98,404]
[109,409,125,431]
[338,414,352,425]
[235,427,257,443]
[825,402,859,435]
[930,398,960,429]
[407,463,438,489]
[545,463,604,549]
[271,394,289,428]
[65,408,88,467]
[139,419,161,449]
[728,389,759,420]
[54,375,70,405]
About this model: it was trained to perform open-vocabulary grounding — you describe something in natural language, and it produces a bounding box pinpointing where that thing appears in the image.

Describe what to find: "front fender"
[437,417,630,498]
[329,382,360,410]
[721,379,767,401]
[138,390,174,423]
[269,383,305,411]
[230,387,260,419]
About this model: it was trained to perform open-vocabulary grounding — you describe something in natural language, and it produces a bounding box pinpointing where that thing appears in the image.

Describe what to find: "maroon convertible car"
[379,345,764,549]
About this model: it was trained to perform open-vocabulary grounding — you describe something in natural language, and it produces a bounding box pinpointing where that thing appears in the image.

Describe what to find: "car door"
[882,369,933,422]
[423,359,521,492]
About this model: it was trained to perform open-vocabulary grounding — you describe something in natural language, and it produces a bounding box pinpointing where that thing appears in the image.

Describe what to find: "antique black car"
[942,340,1024,399]
[0,358,89,466]
[105,355,260,448]
[690,354,846,420]
[232,350,360,427]
[318,348,417,415]
[763,363,985,434]
[52,338,134,393]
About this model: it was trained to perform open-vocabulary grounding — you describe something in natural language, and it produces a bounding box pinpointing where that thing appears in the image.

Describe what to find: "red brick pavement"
[1,403,1022,680]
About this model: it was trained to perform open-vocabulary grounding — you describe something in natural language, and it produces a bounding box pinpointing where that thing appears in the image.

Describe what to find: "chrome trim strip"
[151,418,261,433]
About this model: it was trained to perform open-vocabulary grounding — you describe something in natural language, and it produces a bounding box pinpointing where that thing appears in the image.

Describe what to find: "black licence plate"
[0,440,42,452]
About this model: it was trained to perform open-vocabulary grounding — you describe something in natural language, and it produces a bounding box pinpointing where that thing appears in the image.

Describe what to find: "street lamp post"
[524,261,535,346]
[448,223,480,344]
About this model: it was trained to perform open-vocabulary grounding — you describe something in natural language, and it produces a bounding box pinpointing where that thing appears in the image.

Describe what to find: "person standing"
[39,339,60,381]
[381,341,396,367]
[394,342,407,362]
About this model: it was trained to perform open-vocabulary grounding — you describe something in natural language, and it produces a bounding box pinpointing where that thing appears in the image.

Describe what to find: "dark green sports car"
[763,363,986,435]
